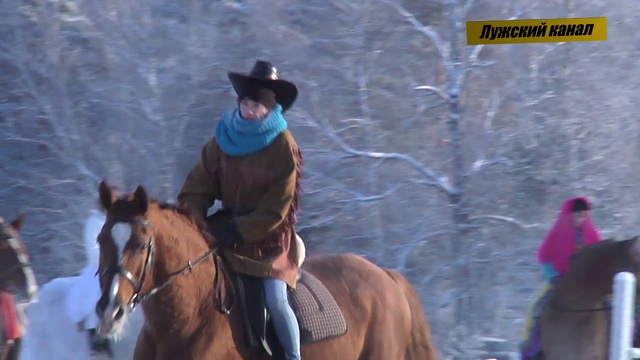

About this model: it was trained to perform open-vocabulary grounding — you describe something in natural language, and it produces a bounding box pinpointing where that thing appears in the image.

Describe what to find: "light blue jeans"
[264,278,301,360]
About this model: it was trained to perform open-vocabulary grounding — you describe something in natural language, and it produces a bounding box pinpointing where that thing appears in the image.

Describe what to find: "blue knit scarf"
[215,104,288,156]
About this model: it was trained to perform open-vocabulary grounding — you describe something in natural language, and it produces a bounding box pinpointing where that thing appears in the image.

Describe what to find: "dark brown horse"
[0,215,38,360]
[540,237,640,359]
[93,181,437,359]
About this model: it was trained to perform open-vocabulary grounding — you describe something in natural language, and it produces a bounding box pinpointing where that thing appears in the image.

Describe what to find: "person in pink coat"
[521,196,602,359]
[537,196,602,280]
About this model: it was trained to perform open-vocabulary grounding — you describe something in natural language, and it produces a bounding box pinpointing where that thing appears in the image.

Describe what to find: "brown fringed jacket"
[177,130,302,289]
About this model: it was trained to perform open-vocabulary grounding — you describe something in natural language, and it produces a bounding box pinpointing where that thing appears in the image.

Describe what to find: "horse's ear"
[10,215,25,232]
[132,185,149,214]
[99,180,114,211]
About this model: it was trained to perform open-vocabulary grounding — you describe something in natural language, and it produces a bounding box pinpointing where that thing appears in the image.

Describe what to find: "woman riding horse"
[521,196,602,358]
[177,60,302,360]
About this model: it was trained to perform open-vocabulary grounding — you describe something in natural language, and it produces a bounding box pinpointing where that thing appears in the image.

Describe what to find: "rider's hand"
[211,222,243,249]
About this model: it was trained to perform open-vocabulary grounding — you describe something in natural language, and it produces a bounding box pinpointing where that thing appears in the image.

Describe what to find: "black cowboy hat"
[227,60,298,112]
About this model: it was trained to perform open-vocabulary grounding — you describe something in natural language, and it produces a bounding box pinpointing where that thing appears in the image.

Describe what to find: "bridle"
[100,219,234,314]
[0,236,32,282]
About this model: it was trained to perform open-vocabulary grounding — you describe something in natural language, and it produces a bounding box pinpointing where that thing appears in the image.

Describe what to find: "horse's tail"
[384,269,438,360]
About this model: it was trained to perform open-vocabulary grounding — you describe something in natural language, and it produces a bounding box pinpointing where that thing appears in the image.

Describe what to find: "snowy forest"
[2,0,640,358]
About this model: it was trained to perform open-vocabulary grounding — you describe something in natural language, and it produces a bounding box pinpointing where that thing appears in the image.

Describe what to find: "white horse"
[65,209,105,333]
[19,277,143,360]
[19,208,143,359]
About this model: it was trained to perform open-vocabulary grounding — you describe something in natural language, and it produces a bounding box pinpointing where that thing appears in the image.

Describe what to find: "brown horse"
[93,181,437,359]
[0,215,39,360]
[540,237,640,359]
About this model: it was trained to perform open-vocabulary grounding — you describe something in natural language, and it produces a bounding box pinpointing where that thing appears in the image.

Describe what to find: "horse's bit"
[100,219,234,314]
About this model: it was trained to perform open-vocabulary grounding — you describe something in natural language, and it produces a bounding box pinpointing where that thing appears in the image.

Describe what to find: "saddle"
[232,270,348,358]
[205,211,343,356]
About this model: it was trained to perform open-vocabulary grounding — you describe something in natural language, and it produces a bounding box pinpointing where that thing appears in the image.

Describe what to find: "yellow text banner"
[466,17,607,45]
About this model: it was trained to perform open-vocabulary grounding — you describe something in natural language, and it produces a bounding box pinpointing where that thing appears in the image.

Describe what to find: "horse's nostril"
[114,307,125,321]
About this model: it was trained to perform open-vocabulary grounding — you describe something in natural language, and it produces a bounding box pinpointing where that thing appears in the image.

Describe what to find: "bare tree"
[3,0,640,357]
[285,0,544,354]
[0,0,232,276]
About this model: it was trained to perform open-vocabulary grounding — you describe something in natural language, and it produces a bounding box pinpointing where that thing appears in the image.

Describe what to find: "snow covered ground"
[19,276,144,360]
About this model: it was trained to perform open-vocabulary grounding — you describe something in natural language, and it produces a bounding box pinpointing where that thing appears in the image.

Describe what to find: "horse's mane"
[150,200,215,245]
[568,238,632,275]
[0,218,9,235]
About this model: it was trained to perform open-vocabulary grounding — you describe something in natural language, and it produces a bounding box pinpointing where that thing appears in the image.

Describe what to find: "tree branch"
[468,215,539,228]
[381,0,449,63]
[394,229,457,272]
[525,91,556,107]
[466,157,513,177]
[315,118,457,195]
[413,85,451,101]
[461,0,475,20]
[465,90,513,177]
[457,8,530,92]
[335,183,404,203]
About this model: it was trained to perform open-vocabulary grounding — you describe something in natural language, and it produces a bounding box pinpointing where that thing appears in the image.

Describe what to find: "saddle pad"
[289,270,348,344]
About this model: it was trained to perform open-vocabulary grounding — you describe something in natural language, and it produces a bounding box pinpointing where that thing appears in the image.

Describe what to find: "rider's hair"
[571,198,590,212]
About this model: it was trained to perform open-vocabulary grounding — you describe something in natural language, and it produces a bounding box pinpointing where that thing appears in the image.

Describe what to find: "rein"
[101,219,235,315]
[551,301,611,313]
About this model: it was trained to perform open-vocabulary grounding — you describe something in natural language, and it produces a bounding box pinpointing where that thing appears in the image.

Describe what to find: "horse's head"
[619,236,640,277]
[566,237,640,291]
[95,180,155,338]
[0,215,39,303]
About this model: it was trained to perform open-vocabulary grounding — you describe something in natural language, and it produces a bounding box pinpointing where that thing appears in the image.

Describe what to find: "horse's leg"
[133,329,156,360]
[383,269,437,359]
[357,302,410,360]
[0,343,9,360]
[5,338,21,360]
[357,273,411,360]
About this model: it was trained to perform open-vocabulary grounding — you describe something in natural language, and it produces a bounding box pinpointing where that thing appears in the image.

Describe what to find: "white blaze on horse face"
[108,222,132,307]
[111,223,132,262]
[98,222,132,338]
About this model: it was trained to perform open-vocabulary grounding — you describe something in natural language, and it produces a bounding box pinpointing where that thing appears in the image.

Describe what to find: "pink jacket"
[537,197,602,276]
